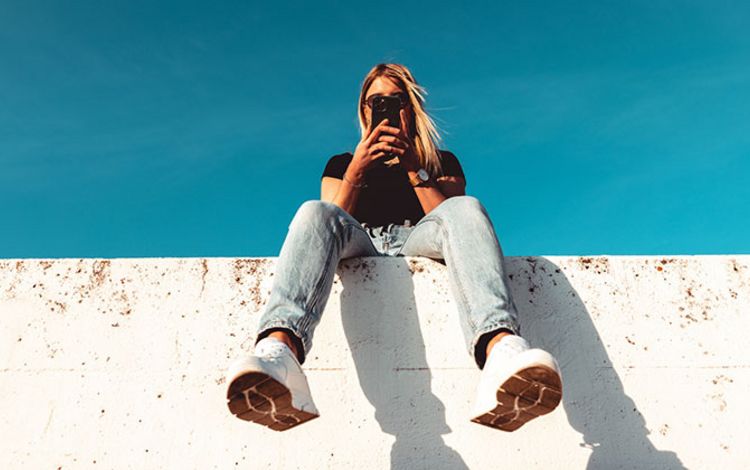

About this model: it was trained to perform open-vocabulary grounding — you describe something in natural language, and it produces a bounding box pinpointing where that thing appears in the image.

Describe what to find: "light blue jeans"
[254,195,521,370]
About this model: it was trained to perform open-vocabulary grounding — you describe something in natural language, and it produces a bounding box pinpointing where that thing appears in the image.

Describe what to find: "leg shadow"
[337,257,469,470]
[515,257,686,469]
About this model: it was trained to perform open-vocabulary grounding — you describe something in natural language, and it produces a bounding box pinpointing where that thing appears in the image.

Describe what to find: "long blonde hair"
[357,63,445,177]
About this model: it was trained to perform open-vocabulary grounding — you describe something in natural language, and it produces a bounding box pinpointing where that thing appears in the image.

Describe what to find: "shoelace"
[502,340,528,355]
[490,337,530,362]
[256,341,291,360]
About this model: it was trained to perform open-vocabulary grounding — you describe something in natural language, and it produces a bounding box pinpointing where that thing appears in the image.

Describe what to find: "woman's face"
[363,76,413,137]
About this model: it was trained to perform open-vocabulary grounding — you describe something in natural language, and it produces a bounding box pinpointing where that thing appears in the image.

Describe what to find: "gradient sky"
[1,1,748,258]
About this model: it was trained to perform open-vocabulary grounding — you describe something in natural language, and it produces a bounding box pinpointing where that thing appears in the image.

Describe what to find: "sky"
[1,0,748,258]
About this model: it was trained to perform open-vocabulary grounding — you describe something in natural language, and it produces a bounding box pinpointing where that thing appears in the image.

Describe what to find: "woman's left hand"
[376,108,421,171]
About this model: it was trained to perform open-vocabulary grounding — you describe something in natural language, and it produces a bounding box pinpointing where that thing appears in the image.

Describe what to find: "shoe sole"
[471,365,562,432]
[227,371,319,431]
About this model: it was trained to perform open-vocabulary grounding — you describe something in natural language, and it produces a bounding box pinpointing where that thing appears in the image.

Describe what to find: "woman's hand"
[374,108,420,171]
[350,118,401,176]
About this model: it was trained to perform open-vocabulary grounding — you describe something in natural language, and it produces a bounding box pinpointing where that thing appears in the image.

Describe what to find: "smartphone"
[369,95,402,132]
[369,95,402,164]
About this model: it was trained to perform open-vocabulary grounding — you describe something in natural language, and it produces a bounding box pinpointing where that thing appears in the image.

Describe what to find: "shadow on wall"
[513,257,686,470]
[337,256,686,470]
[338,258,469,470]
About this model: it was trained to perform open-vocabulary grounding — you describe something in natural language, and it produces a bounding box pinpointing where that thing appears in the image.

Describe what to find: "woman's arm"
[381,109,467,215]
[404,169,467,215]
[320,163,368,215]
[320,119,396,215]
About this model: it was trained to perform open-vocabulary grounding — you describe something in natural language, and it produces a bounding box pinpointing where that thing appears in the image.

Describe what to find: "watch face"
[417,168,429,181]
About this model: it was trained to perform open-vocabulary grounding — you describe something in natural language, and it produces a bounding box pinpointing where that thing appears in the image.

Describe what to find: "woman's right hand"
[349,118,401,176]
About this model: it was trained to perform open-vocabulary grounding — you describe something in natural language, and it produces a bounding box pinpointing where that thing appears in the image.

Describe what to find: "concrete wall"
[1,255,748,469]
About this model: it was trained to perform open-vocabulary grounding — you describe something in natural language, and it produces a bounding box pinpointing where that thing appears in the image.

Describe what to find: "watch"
[409,168,430,187]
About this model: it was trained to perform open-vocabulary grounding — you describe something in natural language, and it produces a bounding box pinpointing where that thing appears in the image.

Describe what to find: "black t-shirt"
[321,150,465,227]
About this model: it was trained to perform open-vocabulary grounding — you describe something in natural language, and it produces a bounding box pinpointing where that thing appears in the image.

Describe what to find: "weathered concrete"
[0,255,748,469]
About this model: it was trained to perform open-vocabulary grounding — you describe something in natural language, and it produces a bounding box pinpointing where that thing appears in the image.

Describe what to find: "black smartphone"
[369,95,402,164]
[369,95,402,132]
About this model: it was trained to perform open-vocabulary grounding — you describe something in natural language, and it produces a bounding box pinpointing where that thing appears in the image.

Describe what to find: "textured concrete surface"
[0,255,748,469]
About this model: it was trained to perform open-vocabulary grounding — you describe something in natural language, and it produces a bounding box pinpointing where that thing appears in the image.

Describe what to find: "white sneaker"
[470,335,562,431]
[225,337,320,431]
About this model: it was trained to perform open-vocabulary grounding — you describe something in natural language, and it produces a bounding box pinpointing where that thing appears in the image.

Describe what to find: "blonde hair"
[357,63,445,177]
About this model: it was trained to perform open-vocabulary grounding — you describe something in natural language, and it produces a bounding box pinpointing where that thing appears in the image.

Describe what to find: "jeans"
[254,195,521,370]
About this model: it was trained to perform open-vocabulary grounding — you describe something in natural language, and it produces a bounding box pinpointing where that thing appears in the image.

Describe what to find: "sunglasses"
[363,92,410,109]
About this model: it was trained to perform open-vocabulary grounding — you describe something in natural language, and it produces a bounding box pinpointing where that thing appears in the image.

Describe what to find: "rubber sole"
[226,371,319,431]
[470,365,562,432]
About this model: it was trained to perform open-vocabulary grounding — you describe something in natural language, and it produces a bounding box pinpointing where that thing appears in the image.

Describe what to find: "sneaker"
[225,337,320,431]
[470,335,562,432]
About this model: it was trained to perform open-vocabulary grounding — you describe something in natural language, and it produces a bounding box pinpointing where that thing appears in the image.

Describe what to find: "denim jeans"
[254,195,521,370]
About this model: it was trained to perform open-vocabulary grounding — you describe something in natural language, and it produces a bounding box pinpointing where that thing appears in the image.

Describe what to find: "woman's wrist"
[343,165,367,188]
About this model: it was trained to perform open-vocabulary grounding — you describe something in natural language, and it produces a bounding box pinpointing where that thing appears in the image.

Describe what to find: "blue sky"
[1,1,748,258]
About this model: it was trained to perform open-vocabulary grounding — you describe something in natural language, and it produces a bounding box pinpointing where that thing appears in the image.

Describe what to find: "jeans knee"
[441,195,489,220]
[291,200,341,228]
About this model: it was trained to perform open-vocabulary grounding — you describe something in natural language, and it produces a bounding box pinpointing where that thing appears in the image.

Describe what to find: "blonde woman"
[225,63,563,432]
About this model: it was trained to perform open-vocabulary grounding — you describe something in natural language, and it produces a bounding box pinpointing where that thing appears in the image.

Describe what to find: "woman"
[225,63,562,432]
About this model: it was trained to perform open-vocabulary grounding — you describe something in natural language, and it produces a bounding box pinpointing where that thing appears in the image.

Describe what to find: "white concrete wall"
[1,255,748,469]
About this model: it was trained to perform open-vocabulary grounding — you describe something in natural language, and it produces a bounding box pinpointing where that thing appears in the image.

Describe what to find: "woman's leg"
[255,200,380,364]
[396,195,521,370]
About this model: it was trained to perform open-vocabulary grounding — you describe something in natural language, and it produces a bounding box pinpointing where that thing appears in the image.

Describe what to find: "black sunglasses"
[363,92,410,109]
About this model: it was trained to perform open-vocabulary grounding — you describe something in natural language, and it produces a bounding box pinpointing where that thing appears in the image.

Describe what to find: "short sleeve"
[321,153,353,180]
[439,151,465,180]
